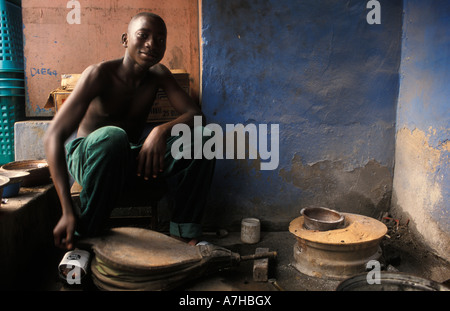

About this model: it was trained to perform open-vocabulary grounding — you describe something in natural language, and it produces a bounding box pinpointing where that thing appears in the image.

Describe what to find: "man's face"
[125,16,167,68]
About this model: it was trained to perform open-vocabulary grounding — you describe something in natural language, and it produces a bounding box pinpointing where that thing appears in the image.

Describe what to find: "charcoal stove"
[289,212,387,280]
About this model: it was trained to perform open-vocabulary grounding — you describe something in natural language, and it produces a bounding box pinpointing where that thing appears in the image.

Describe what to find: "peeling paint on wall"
[392,127,449,259]
[393,0,450,261]
[201,0,402,230]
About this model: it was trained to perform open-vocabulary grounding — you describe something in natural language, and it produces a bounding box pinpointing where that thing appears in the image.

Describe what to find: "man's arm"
[44,64,103,249]
[136,65,203,179]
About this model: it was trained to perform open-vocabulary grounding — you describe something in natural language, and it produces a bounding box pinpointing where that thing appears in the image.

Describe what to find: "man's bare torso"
[77,58,161,143]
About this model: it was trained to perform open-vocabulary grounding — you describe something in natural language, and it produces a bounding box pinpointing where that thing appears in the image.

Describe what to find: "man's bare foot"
[170,235,198,246]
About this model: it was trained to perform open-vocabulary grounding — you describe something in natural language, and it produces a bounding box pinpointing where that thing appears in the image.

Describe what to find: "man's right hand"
[53,213,77,250]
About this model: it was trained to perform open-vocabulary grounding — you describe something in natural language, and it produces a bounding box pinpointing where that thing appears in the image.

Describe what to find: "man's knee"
[86,126,129,152]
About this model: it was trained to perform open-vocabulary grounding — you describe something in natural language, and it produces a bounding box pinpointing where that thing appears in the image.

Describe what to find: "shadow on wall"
[280,156,392,219]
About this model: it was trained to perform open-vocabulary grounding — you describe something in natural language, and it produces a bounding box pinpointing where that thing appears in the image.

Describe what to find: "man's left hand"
[136,126,167,179]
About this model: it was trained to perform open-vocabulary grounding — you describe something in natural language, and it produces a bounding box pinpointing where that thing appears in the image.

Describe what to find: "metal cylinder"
[241,218,260,244]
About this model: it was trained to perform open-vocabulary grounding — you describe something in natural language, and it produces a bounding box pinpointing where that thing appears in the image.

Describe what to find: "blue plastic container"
[2,180,19,197]
[0,94,24,165]
[0,71,23,79]
[0,78,24,87]
[0,0,24,72]
[0,2,28,166]
[0,167,29,197]
[0,86,24,95]
[0,0,25,165]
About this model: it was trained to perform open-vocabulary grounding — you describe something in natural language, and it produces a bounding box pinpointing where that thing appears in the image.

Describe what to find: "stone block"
[253,247,269,282]
[14,120,51,161]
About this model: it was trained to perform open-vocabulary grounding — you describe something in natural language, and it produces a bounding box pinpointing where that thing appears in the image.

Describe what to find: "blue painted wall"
[397,1,449,146]
[201,0,403,229]
[393,0,449,259]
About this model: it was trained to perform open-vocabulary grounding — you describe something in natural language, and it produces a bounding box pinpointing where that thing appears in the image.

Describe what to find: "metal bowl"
[0,168,30,183]
[300,207,345,231]
[1,160,50,187]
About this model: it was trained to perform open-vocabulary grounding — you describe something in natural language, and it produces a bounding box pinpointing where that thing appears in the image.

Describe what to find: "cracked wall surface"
[392,0,450,261]
[392,128,449,260]
[280,157,392,219]
[201,0,402,230]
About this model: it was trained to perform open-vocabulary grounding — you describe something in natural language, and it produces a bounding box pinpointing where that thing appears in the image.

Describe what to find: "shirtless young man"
[44,12,214,250]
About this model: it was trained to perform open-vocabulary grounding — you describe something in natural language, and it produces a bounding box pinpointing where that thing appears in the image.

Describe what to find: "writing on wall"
[30,67,58,78]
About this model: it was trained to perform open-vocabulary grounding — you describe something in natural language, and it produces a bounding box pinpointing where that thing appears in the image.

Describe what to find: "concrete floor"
[3,185,448,294]
[40,223,450,292]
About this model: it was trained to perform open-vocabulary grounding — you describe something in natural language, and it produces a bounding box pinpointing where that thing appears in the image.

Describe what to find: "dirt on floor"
[26,214,450,292]
[379,216,450,285]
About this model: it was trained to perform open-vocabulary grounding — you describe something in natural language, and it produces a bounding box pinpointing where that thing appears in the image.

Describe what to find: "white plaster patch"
[392,127,449,261]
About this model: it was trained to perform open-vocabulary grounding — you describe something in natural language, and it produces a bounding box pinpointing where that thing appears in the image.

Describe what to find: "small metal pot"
[300,207,345,231]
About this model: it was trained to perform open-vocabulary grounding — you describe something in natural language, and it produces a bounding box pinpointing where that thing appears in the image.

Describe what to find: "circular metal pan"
[301,207,345,231]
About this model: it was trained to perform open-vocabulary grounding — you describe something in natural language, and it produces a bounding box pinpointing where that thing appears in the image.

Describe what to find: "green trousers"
[65,126,215,239]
